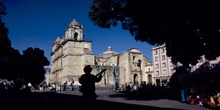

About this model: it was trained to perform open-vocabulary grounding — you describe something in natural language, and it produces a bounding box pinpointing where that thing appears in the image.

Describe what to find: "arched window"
[74,32,78,40]
[133,74,138,85]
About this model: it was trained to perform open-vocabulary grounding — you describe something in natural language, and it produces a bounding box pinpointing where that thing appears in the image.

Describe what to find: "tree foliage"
[0,2,50,85]
[0,1,10,55]
[20,47,50,85]
[89,0,220,67]
[0,1,21,80]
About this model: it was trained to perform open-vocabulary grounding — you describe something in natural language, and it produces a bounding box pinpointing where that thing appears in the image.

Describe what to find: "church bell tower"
[50,19,95,85]
[64,19,84,41]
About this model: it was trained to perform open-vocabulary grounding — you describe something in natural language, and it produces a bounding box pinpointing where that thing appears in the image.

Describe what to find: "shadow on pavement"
[1,92,187,110]
[108,92,167,101]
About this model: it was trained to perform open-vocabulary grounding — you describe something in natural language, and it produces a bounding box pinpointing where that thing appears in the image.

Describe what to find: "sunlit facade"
[152,44,175,86]
[49,19,151,87]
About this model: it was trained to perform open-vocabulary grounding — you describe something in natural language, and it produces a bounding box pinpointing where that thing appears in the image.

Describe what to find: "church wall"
[91,65,114,87]
[51,59,61,73]
[118,51,149,85]
[104,55,118,65]
[102,56,124,86]
[83,54,94,65]
[65,48,82,55]
[59,66,83,84]
[141,56,149,83]
[105,66,117,86]
[118,52,130,84]
[49,72,57,84]
[117,67,126,86]
[83,42,92,50]
[59,55,82,84]
[129,52,146,85]
[64,55,83,66]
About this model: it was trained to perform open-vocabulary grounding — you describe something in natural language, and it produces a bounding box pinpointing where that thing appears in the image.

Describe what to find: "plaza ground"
[1,90,215,110]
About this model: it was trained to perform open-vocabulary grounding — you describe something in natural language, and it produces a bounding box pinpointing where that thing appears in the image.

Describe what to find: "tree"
[0,2,9,51]
[0,1,22,80]
[88,0,220,67]
[0,2,50,85]
[20,47,50,86]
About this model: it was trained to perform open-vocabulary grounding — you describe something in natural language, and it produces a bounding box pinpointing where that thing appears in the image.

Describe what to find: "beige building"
[152,44,175,86]
[151,44,220,86]
[44,66,51,85]
[145,62,154,84]
[50,19,95,86]
[49,19,151,87]
[96,47,150,86]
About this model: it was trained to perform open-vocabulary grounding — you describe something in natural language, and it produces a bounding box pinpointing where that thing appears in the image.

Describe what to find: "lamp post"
[138,59,142,84]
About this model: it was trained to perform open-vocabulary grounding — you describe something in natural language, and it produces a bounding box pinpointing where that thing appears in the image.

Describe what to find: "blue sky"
[1,0,153,63]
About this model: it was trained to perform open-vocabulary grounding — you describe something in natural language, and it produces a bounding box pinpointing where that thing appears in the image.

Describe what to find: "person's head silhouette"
[84,65,92,74]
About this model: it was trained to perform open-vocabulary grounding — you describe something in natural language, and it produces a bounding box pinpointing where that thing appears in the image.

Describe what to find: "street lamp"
[138,59,142,83]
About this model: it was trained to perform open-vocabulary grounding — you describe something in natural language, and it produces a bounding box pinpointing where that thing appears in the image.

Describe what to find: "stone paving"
[59,90,212,110]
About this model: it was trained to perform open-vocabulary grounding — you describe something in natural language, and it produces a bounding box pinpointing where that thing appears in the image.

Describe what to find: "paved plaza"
[1,89,215,110]
[59,90,213,110]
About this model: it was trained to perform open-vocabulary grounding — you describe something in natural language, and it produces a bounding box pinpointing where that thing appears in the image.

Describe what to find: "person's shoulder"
[79,74,85,78]
[91,74,96,77]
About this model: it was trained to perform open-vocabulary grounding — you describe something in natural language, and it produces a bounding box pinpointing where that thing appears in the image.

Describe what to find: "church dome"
[101,46,117,58]
[129,48,141,53]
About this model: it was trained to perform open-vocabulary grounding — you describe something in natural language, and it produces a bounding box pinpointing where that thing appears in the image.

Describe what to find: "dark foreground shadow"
[108,93,217,110]
[1,92,190,110]
[108,92,167,101]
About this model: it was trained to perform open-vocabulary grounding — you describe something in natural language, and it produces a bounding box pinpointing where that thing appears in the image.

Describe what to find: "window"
[162,55,166,60]
[155,56,158,62]
[74,32,78,40]
[133,56,135,61]
[161,48,165,53]
[154,50,158,55]
[162,70,167,75]
[155,71,159,76]
[170,61,173,67]
[155,64,159,69]
[162,62,166,68]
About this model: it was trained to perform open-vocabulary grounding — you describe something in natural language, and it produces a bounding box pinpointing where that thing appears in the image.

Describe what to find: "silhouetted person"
[178,71,189,103]
[79,65,107,103]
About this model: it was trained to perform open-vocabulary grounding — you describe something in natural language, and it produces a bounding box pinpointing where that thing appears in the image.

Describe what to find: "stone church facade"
[49,19,151,87]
